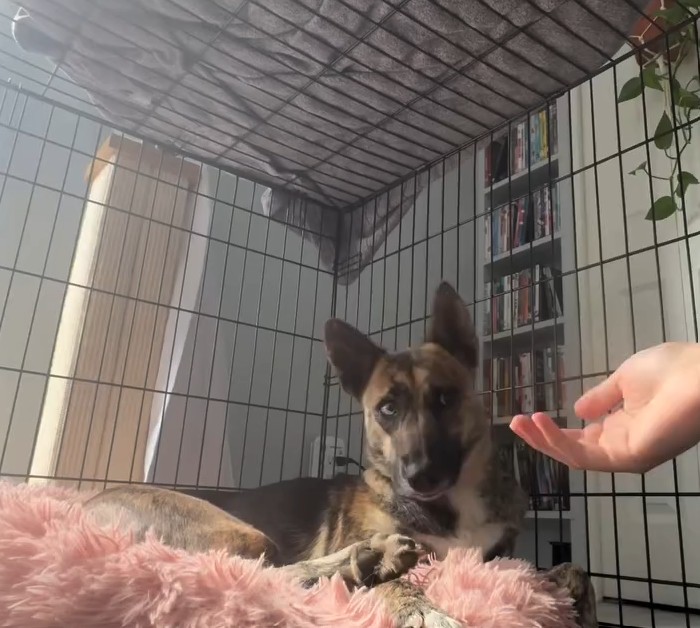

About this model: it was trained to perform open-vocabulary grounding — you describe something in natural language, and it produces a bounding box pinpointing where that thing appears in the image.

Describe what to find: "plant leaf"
[677,0,700,7]
[670,79,700,109]
[678,89,700,109]
[654,111,674,150]
[629,161,648,175]
[654,5,691,25]
[618,77,643,103]
[675,170,700,196]
[646,196,677,221]
[642,65,663,91]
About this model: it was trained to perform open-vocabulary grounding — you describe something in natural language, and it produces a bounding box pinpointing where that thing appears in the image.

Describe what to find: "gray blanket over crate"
[11,0,649,283]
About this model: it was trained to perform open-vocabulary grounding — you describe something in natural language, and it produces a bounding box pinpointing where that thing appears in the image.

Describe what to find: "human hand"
[509,342,700,473]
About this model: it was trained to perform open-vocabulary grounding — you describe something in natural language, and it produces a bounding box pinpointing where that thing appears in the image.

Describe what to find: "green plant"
[617,1,700,220]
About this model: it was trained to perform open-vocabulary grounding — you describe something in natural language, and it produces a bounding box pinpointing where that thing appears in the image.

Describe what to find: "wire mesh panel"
[0,83,335,494]
[329,16,700,628]
[0,0,662,284]
[563,35,700,624]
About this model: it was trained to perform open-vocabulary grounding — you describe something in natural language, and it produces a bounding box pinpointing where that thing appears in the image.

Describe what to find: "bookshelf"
[476,98,586,569]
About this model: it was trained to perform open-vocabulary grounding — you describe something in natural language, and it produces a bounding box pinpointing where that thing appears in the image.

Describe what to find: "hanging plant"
[618,0,700,220]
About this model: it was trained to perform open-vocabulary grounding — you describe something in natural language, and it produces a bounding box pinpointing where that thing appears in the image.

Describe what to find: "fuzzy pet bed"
[0,482,579,628]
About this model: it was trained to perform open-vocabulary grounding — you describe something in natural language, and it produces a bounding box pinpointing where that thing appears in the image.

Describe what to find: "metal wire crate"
[2,1,700,625]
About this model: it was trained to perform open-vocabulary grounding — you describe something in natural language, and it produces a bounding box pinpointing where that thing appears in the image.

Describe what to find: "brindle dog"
[84,281,597,627]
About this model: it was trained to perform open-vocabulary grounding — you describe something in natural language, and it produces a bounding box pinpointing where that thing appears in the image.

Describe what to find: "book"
[483,263,564,336]
[483,102,557,186]
[484,186,559,263]
[489,134,510,184]
[497,438,570,512]
[488,345,565,415]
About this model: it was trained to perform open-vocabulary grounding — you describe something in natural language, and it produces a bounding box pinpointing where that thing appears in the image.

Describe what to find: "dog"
[84,281,597,627]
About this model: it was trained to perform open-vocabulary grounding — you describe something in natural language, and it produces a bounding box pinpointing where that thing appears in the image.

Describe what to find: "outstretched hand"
[509,342,700,474]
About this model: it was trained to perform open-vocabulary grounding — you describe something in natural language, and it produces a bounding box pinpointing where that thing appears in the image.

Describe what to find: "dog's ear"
[324,319,385,399]
[426,281,478,369]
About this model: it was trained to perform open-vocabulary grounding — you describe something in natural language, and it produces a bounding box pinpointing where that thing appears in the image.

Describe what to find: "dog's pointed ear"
[324,319,385,399]
[426,281,478,369]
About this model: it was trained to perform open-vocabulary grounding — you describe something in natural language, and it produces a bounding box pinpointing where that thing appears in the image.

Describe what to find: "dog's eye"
[379,402,397,417]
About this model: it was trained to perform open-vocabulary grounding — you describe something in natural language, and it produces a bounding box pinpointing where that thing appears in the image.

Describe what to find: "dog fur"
[83,281,597,628]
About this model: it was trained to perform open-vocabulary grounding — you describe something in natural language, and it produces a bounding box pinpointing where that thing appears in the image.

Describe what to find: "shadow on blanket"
[0,482,580,627]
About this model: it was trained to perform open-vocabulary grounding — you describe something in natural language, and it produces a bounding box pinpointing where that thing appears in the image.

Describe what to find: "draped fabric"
[12,0,649,282]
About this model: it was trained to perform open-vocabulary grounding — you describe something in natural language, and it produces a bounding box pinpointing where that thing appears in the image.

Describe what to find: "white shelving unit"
[475,96,586,570]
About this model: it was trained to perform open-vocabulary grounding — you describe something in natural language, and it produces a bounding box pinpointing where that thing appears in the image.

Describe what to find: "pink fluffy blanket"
[0,482,579,627]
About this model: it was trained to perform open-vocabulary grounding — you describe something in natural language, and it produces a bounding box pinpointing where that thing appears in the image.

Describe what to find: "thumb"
[574,372,622,421]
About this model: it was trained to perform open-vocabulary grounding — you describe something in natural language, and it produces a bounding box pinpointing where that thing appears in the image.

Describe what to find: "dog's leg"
[372,579,461,628]
[280,533,423,589]
[83,486,282,563]
[542,563,598,628]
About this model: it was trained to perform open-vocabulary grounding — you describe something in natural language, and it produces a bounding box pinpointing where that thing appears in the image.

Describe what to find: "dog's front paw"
[350,533,425,586]
[543,562,598,628]
[370,533,426,580]
[400,608,462,628]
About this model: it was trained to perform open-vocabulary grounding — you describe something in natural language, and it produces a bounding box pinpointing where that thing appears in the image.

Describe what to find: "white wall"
[147,173,334,488]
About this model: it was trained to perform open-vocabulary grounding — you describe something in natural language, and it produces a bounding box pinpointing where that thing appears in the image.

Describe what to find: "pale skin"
[510,342,700,474]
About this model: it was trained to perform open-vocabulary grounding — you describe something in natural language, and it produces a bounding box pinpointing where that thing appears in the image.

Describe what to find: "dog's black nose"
[402,460,442,494]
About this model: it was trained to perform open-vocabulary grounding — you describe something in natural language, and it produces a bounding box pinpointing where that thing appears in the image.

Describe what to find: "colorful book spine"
[484,103,557,185]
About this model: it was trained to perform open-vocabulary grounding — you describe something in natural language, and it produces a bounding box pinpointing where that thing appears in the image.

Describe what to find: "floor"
[599,601,700,627]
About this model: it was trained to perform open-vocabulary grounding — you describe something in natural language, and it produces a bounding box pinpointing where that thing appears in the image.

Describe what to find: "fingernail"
[509,415,528,428]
